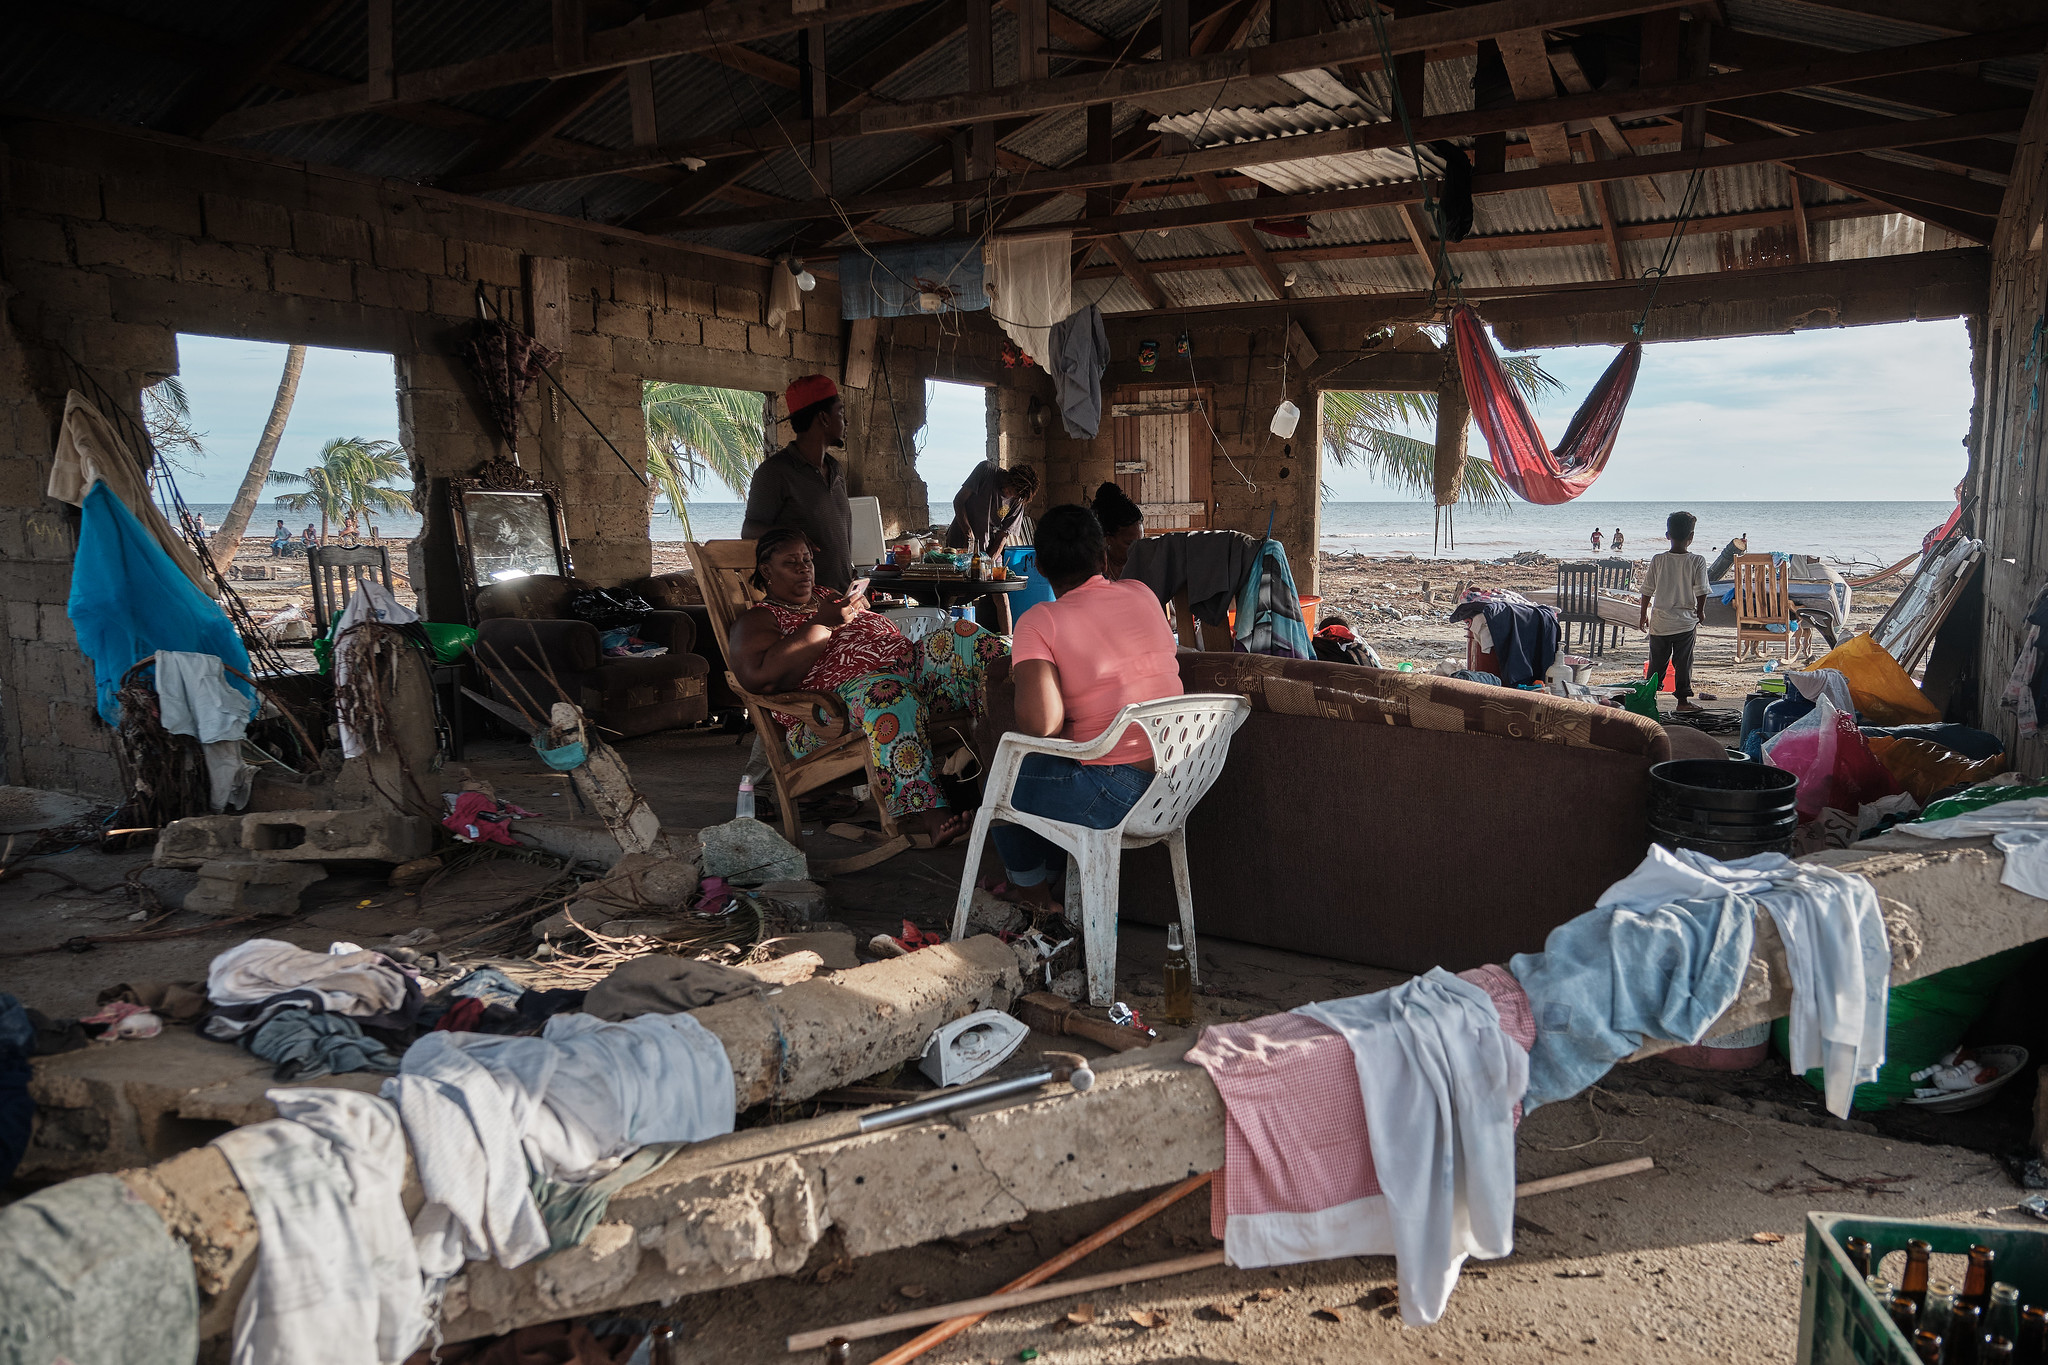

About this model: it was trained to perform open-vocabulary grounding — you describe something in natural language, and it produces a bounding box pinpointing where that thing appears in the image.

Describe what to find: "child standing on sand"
[1638,510,1711,715]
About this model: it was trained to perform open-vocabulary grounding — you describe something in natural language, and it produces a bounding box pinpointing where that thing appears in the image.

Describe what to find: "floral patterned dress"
[758,600,1007,816]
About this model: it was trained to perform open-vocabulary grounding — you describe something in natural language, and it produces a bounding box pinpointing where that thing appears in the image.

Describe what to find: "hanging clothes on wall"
[837,239,988,319]
[984,232,1072,372]
[68,483,255,725]
[153,649,259,811]
[48,391,218,596]
[1233,537,1314,660]
[1049,304,1111,438]
[1452,306,1642,505]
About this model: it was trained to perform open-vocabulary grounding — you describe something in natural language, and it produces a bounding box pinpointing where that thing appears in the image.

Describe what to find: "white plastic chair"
[950,694,1251,1006]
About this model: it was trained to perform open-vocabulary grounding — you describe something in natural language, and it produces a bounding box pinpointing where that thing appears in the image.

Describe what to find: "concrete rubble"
[16,832,2031,1348]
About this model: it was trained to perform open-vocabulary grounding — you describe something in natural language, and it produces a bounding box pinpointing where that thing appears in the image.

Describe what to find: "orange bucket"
[1298,594,1321,633]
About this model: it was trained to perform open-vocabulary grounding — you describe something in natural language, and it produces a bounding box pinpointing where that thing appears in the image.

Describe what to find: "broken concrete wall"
[0,115,1050,793]
[1974,68,2048,765]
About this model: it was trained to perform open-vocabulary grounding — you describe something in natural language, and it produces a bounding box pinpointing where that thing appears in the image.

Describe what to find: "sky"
[165,317,1975,508]
[167,335,402,503]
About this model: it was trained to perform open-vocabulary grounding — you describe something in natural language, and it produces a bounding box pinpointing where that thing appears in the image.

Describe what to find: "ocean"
[196,499,1952,571]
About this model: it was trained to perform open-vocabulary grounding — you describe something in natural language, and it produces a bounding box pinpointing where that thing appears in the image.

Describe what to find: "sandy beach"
[218,537,1901,715]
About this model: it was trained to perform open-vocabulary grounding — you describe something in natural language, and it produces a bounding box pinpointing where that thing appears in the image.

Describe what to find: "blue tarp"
[68,482,254,724]
[838,240,987,320]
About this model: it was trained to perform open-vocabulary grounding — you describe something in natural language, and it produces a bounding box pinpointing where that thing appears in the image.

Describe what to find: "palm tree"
[643,382,766,526]
[141,376,206,475]
[210,344,306,570]
[1321,345,1563,510]
[268,437,413,542]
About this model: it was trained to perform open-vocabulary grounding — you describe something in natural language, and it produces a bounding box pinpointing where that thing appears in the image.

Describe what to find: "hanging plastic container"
[1269,400,1301,438]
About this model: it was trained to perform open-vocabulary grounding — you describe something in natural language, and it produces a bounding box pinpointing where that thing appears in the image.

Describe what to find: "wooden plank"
[628,63,658,147]
[1020,107,2026,241]
[1787,170,1809,264]
[1069,200,1893,278]
[1195,171,1288,298]
[1680,9,1709,151]
[1110,400,1205,417]
[1711,92,2018,176]
[968,0,996,177]
[553,0,587,67]
[366,0,395,103]
[803,25,831,194]
[1549,44,1665,204]
[523,256,571,354]
[1397,202,1437,273]
[1582,132,1626,280]
[844,317,878,388]
[1017,0,1049,81]
[1496,27,1583,217]
[1285,319,1319,369]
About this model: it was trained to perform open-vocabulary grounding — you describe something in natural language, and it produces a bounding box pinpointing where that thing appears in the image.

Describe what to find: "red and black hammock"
[1451,305,1642,505]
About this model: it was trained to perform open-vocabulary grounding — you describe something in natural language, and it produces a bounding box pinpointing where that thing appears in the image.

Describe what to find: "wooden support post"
[552,0,586,68]
[1398,202,1436,275]
[1390,0,1426,114]
[366,0,395,102]
[1086,103,1113,218]
[1018,0,1050,82]
[627,62,658,147]
[968,0,996,177]
[1434,346,1469,508]
[952,130,971,235]
[1788,168,1810,263]
[1161,0,1191,60]
[522,256,570,354]
[1681,12,1710,152]
[803,25,831,195]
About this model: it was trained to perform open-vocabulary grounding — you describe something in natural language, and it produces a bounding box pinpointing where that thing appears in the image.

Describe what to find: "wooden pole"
[831,1157,1658,1359]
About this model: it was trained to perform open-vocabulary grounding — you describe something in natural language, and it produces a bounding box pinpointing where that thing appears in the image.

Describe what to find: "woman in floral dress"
[727,528,1006,845]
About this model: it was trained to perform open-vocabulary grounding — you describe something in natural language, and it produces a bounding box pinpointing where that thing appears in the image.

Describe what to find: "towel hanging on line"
[1452,306,1642,505]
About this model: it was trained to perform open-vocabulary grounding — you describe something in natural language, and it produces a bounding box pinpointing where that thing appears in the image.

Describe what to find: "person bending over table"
[992,504,1184,911]
[945,462,1039,558]
[729,528,1007,846]
[1091,482,1144,579]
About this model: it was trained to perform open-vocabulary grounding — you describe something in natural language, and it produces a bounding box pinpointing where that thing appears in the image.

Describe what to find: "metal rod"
[857,1069,1057,1133]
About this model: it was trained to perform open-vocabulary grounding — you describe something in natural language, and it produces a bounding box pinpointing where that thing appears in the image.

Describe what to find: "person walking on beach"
[1590,527,1604,553]
[1638,511,1711,715]
[1612,528,1625,554]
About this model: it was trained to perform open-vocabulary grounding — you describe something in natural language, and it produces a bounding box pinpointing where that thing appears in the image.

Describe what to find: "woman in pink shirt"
[995,504,1184,909]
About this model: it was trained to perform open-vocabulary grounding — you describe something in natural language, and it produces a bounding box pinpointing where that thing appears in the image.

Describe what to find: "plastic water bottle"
[736,777,755,821]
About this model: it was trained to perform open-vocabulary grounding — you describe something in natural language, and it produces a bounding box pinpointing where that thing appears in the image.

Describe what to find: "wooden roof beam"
[499,18,2040,196]
[1496,28,1584,217]
[1069,198,1895,277]
[159,0,352,136]
[442,0,1690,189]
[1709,92,2018,177]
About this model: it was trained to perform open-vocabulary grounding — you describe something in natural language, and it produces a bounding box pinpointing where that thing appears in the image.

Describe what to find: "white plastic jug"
[1269,400,1301,438]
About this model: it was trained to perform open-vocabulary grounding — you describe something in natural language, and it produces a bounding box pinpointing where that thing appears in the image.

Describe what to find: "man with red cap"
[742,374,854,591]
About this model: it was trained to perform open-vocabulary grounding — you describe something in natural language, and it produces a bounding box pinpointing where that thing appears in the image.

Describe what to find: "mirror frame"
[449,456,573,617]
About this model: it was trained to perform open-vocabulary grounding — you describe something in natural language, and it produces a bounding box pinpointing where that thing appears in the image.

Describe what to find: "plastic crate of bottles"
[1800,1212,2048,1364]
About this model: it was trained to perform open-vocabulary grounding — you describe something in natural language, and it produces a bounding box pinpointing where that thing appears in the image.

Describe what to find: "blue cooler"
[1003,547,1055,624]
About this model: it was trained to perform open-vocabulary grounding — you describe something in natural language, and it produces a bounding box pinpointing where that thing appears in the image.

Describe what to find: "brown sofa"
[1104,653,1672,973]
[473,575,709,738]
[636,572,743,718]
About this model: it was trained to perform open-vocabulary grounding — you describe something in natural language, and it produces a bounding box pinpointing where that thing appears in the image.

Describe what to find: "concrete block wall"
[1041,312,1319,590]
[0,118,1044,793]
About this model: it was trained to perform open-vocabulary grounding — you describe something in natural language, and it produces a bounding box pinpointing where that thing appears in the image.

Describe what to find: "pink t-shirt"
[1011,575,1183,765]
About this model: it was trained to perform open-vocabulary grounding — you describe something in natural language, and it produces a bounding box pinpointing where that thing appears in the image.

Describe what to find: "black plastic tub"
[1648,759,1799,858]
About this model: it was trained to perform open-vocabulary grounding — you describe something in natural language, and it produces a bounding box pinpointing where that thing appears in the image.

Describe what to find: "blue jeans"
[992,753,1156,887]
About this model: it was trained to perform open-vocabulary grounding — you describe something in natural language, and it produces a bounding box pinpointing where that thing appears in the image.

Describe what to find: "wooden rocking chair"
[689,539,903,847]
[1733,554,1812,663]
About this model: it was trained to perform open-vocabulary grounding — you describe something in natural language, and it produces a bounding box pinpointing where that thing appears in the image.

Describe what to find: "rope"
[1359,2,1462,311]
[1632,144,1714,337]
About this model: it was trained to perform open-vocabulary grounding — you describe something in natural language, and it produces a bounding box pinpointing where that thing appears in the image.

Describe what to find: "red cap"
[783,374,839,417]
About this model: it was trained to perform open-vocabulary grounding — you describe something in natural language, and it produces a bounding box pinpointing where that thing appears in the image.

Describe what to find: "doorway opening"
[918,378,995,529]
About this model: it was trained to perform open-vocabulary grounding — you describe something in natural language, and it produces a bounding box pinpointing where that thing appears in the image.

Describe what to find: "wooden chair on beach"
[306,543,392,625]
[1733,554,1811,663]
[689,538,973,859]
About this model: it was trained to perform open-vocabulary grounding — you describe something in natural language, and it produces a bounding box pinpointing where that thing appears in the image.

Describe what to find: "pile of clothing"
[202,940,425,1081]
[1450,590,1559,687]
[1186,843,1887,1326]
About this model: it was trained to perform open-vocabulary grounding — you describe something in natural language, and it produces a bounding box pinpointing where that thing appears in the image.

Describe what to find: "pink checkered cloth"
[1185,964,1534,1241]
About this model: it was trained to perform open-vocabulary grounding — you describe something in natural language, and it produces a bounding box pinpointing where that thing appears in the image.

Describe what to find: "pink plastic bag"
[1763,697,1901,822]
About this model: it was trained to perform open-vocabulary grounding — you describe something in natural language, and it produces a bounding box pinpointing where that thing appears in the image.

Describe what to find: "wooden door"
[1110,386,1211,532]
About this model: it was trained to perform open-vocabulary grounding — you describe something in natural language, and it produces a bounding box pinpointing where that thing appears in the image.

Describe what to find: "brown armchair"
[473,574,708,738]
[635,571,742,718]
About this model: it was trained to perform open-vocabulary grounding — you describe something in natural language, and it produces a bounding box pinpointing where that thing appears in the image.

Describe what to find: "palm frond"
[644,381,766,510]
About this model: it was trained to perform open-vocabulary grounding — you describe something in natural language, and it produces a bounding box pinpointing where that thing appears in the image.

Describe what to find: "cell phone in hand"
[847,578,870,600]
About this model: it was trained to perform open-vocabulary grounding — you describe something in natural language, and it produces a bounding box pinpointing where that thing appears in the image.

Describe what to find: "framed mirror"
[450,458,572,612]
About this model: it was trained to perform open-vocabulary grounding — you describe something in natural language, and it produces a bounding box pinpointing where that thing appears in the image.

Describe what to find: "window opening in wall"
[162,335,410,661]
[643,380,767,575]
[918,378,995,531]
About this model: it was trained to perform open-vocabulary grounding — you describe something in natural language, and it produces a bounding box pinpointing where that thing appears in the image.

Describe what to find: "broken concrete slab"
[0,785,100,834]
[754,878,830,922]
[699,818,807,885]
[183,859,327,917]
[154,809,433,868]
[760,931,859,970]
[545,703,665,855]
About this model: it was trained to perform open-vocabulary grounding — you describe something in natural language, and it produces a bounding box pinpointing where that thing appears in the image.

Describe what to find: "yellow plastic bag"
[1866,736,2006,805]
[1803,633,1940,726]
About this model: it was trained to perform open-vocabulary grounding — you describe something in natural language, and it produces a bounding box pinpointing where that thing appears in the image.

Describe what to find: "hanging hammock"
[1451,305,1642,506]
